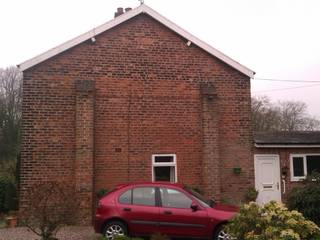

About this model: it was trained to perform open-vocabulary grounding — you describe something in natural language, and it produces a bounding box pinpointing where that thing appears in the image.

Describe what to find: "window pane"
[119,189,131,204]
[154,166,172,181]
[293,157,304,177]
[307,155,320,174]
[160,188,192,209]
[154,156,174,163]
[132,187,155,206]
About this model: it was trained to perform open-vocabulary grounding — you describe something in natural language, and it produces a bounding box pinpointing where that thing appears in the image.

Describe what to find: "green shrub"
[244,187,258,202]
[96,188,109,199]
[226,201,320,240]
[288,172,320,226]
[0,175,18,213]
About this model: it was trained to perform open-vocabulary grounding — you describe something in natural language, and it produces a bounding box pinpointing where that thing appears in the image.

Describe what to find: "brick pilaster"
[75,80,95,224]
[201,82,221,201]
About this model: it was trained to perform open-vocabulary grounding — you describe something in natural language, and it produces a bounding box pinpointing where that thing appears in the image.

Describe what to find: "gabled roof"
[254,131,320,148]
[18,4,255,78]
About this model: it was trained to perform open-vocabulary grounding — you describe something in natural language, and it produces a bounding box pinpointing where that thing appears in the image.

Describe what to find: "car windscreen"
[184,187,211,208]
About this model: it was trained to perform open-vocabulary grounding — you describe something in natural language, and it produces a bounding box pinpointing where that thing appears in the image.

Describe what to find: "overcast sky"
[1,0,319,117]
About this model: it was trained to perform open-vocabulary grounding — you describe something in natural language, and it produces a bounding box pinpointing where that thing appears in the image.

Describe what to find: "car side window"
[119,189,132,204]
[132,187,156,206]
[160,187,192,209]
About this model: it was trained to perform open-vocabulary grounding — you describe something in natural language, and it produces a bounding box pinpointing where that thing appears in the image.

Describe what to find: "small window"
[160,188,192,209]
[307,155,320,174]
[132,187,155,206]
[119,189,132,204]
[154,166,175,182]
[152,154,177,182]
[292,157,304,177]
[291,154,320,181]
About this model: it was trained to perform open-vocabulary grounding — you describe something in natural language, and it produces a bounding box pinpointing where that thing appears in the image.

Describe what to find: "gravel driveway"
[0,226,95,240]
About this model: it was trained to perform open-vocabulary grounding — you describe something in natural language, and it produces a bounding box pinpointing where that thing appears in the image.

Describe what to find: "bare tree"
[21,181,79,240]
[251,96,281,132]
[0,66,22,162]
[303,117,320,131]
[252,96,320,132]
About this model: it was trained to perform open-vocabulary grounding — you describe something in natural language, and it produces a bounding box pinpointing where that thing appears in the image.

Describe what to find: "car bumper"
[94,213,104,233]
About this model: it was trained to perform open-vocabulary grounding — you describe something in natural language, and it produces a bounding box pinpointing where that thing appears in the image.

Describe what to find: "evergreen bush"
[287,172,320,226]
[0,174,17,213]
[226,201,320,240]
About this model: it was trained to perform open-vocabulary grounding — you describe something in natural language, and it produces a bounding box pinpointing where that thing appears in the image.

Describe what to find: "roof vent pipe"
[125,7,132,12]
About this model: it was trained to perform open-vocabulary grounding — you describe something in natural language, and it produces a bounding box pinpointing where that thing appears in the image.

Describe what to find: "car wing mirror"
[191,203,199,212]
[209,198,216,207]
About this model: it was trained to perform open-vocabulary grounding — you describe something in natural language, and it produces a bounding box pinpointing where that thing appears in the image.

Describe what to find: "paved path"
[0,226,95,240]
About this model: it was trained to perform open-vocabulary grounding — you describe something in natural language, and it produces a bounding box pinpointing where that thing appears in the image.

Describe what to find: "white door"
[254,155,281,204]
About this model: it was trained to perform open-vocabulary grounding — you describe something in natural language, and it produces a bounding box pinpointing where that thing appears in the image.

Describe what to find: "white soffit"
[255,143,320,148]
[18,4,255,78]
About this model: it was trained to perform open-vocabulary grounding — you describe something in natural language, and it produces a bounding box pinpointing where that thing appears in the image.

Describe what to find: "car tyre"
[213,224,231,240]
[103,220,128,240]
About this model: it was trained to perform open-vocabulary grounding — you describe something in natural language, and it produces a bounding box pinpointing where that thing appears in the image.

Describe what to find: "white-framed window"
[152,154,177,183]
[290,154,320,181]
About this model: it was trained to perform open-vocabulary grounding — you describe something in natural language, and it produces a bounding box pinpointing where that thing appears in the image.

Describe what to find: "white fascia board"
[255,143,320,148]
[19,4,255,78]
[18,6,143,71]
[141,5,254,78]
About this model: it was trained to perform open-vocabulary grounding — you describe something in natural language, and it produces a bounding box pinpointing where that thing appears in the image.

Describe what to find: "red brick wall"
[254,147,320,201]
[21,14,253,223]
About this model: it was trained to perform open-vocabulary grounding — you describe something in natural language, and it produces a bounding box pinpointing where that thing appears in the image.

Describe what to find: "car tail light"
[97,200,103,210]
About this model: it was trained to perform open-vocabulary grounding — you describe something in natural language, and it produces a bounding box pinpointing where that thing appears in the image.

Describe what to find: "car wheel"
[213,224,231,240]
[103,221,128,240]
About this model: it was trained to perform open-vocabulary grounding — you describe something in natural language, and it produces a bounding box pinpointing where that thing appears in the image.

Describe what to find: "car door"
[157,187,209,238]
[117,186,160,235]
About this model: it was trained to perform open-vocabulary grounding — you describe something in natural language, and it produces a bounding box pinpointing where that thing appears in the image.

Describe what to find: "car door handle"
[123,207,131,212]
[163,210,172,215]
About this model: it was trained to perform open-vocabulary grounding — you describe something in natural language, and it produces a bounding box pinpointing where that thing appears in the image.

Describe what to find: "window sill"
[290,177,306,182]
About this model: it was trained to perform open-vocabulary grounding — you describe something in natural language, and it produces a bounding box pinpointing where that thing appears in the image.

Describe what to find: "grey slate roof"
[254,131,320,145]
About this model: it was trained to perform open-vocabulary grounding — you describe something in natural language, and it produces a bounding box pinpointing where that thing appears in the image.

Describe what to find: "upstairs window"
[152,154,177,182]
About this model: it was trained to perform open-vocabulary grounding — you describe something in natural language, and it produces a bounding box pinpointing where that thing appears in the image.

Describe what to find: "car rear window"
[119,189,132,204]
[132,187,156,206]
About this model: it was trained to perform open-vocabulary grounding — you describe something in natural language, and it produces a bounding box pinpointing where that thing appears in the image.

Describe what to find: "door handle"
[123,207,131,212]
[276,182,279,190]
[163,210,172,215]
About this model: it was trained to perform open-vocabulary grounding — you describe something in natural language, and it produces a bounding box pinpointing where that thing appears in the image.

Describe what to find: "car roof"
[115,182,184,189]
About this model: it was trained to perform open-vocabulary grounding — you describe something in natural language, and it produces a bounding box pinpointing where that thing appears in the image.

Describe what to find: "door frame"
[254,154,282,203]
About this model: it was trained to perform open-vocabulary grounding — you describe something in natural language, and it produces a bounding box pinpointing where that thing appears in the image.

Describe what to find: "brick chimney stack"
[114,7,132,18]
[114,7,124,18]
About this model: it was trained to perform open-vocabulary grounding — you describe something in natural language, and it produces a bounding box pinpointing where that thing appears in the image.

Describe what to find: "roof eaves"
[18,6,143,71]
[18,4,255,78]
[141,5,255,78]
[255,143,320,148]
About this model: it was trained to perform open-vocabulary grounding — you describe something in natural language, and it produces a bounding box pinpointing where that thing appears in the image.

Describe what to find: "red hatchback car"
[94,182,236,240]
